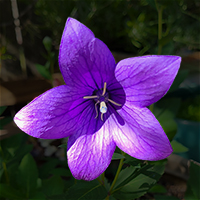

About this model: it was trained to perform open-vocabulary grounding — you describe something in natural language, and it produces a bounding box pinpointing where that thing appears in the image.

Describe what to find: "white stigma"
[100,101,107,114]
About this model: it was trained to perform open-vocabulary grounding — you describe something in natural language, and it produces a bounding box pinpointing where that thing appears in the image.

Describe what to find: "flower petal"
[14,85,92,139]
[115,55,181,107]
[67,117,116,180]
[111,103,173,160]
[59,17,116,91]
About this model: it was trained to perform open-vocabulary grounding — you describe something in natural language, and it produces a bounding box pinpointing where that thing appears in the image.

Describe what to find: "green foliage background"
[1,0,199,61]
[0,1,199,199]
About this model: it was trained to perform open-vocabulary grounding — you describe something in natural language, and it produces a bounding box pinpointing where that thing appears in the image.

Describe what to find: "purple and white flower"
[14,18,181,180]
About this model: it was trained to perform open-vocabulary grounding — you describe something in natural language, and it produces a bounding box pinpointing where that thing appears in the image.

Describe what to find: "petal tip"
[66,17,78,24]
[13,112,25,132]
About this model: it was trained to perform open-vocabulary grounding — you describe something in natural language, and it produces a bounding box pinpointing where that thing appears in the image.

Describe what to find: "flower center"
[83,82,121,121]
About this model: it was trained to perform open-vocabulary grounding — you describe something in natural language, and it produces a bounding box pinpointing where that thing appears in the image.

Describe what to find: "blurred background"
[0,0,199,199]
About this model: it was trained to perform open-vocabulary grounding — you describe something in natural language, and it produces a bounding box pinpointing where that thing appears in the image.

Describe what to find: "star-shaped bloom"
[14,18,181,181]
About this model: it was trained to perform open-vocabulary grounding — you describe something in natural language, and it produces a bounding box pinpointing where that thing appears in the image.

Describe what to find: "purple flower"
[14,18,181,181]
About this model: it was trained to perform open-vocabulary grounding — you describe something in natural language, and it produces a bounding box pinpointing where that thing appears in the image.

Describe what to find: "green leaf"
[185,160,200,200]
[168,70,188,92]
[39,158,60,179]
[50,167,71,177]
[149,159,167,166]
[159,32,176,47]
[0,133,31,163]
[148,184,167,194]
[65,180,107,200]
[5,144,33,167]
[44,60,51,69]
[42,175,64,196]
[142,164,165,180]
[43,36,52,52]
[29,191,46,200]
[108,196,117,200]
[161,119,177,141]
[124,154,141,167]
[58,143,67,149]
[114,164,153,190]
[145,0,156,9]
[155,195,180,200]
[1,132,27,150]
[154,98,181,141]
[35,64,52,80]
[161,41,175,55]
[171,140,188,153]
[0,144,33,186]
[113,166,137,189]
[113,163,165,200]
[36,178,42,189]
[0,106,7,115]
[0,184,24,199]
[0,117,13,129]
[112,153,125,160]
[47,194,67,200]
[1,162,19,187]
[0,167,4,180]
[113,174,151,200]
[11,144,33,162]
[17,153,38,198]
[62,178,75,190]
[63,175,75,190]
[184,184,195,200]
[103,177,111,191]
[154,98,181,119]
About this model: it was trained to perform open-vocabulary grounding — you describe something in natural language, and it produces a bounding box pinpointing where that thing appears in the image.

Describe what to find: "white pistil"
[100,101,107,113]
[100,101,107,121]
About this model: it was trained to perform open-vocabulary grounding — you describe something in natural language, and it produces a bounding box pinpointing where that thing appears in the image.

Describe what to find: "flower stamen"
[102,82,107,96]
[83,82,121,121]
[83,95,98,99]
[108,99,122,106]
[95,100,100,118]
[101,113,104,121]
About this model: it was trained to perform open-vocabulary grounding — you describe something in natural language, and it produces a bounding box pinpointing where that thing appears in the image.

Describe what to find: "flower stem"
[155,0,163,55]
[106,151,125,199]
[150,103,154,113]
[158,7,163,55]
[101,171,105,184]
[2,162,9,184]
[0,147,9,184]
